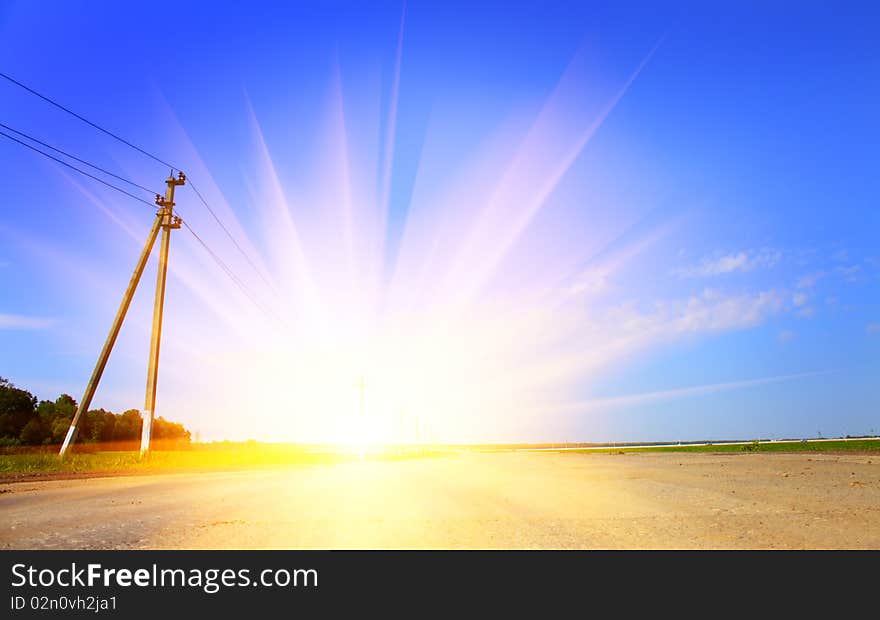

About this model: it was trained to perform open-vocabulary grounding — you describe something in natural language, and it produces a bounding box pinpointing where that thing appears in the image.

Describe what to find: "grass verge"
[557,438,880,455]
[0,445,445,478]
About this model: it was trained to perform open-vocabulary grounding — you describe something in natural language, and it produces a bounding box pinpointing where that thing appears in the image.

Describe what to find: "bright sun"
[138,43,657,446]
[212,303,535,448]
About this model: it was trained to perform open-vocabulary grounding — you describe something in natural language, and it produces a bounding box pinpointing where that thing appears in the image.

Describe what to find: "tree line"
[0,377,191,447]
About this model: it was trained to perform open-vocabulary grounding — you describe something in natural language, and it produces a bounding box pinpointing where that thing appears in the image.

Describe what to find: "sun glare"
[71,42,672,446]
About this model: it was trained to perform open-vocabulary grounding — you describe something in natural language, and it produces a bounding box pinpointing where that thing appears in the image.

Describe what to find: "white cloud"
[868,323,880,336]
[670,288,785,333]
[567,369,834,413]
[836,265,860,282]
[797,306,815,319]
[566,267,608,296]
[565,222,676,300]
[503,288,791,403]
[796,272,823,289]
[675,248,781,278]
[0,314,55,330]
[791,292,814,318]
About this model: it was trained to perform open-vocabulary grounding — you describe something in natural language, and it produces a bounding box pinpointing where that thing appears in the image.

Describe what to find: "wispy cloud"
[796,271,823,289]
[868,323,880,336]
[675,248,781,278]
[566,369,834,413]
[778,330,795,344]
[836,264,861,283]
[669,288,785,333]
[791,291,815,318]
[563,219,679,301]
[0,314,55,330]
[566,266,609,297]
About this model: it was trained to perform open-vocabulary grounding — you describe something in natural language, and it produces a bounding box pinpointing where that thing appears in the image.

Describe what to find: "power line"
[0,128,157,209]
[188,180,277,292]
[179,218,280,323]
[1,124,278,321]
[0,71,180,171]
[3,71,279,320]
[0,121,162,196]
[1,71,274,296]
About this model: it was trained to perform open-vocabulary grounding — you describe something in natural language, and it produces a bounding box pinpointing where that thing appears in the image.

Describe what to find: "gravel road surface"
[2,451,878,549]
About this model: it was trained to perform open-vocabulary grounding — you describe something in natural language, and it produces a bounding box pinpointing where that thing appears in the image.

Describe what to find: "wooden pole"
[59,214,163,458]
[141,172,184,457]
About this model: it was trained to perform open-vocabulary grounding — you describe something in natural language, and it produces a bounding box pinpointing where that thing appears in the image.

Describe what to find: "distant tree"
[35,400,56,421]
[54,394,77,417]
[0,377,37,439]
[153,416,191,443]
[1,379,192,448]
[113,409,142,441]
[50,418,71,443]
[85,409,116,443]
[52,395,76,442]
[19,417,48,445]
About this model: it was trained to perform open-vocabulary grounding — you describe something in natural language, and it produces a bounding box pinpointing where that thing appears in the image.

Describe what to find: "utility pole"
[141,172,184,456]
[358,374,365,422]
[355,374,368,458]
[59,172,184,459]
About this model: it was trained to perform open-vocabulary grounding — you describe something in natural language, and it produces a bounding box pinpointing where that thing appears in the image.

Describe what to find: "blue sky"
[0,1,877,443]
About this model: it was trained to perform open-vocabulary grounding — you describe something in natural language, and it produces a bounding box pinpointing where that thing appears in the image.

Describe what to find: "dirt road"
[1,451,878,549]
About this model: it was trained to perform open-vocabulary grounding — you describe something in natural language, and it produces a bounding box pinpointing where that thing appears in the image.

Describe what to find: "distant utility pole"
[59,172,185,459]
[358,374,366,421]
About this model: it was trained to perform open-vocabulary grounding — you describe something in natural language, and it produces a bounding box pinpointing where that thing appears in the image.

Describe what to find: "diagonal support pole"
[59,213,163,458]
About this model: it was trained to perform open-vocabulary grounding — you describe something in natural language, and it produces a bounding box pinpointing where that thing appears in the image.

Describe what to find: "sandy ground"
[1,451,878,549]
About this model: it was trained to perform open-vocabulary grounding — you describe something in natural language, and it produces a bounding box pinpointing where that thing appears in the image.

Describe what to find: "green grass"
[0,445,446,476]
[1,439,876,476]
[558,438,880,455]
[0,452,143,474]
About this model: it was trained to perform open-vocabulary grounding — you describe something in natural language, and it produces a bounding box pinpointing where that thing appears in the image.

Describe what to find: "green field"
[557,438,880,455]
[1,439,877,477]
[0,450,330,476]
[0,444,444,476]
